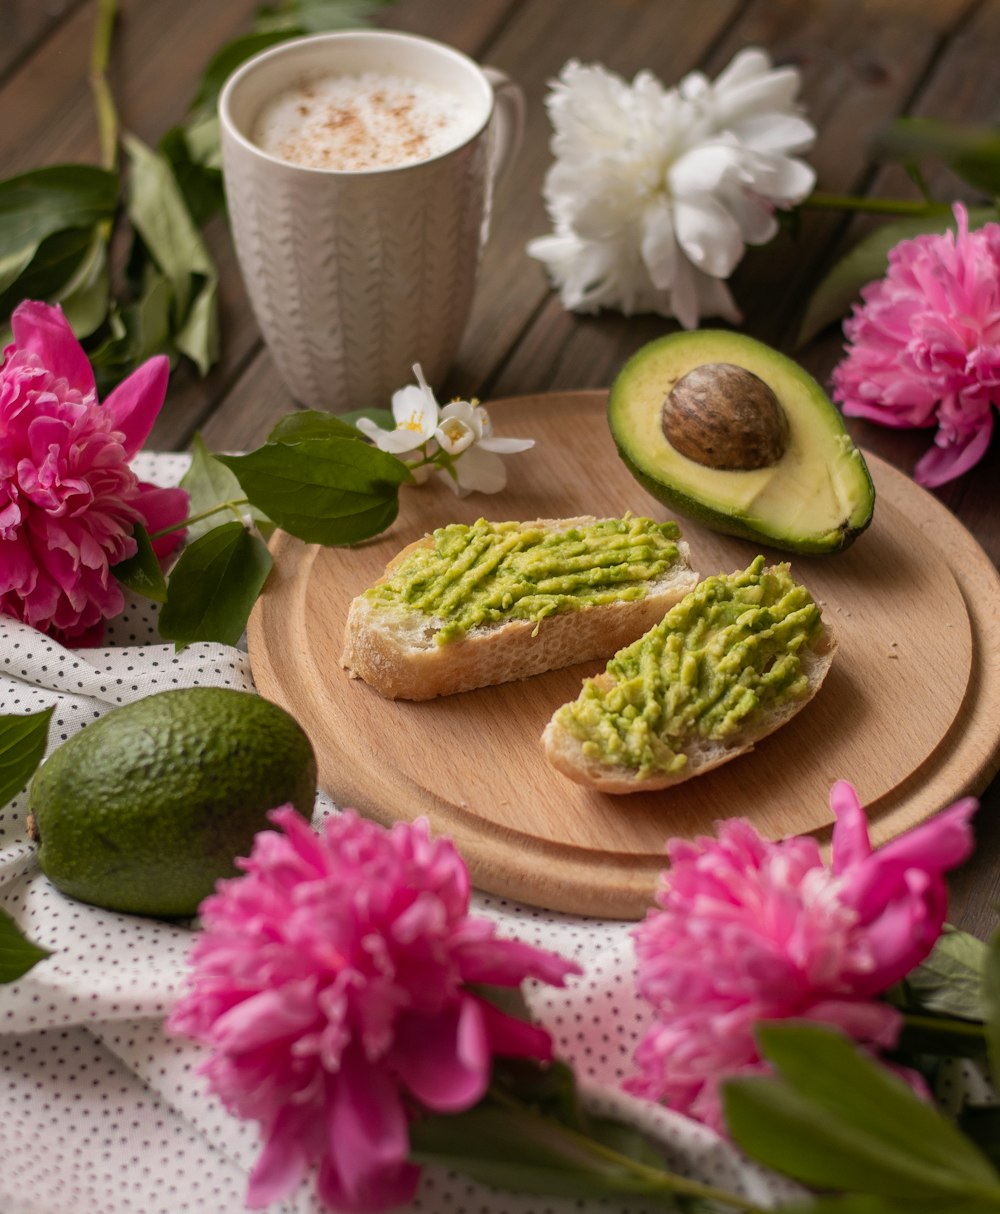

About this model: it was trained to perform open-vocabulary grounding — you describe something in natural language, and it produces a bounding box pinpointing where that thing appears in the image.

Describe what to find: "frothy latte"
[251,71,479,171]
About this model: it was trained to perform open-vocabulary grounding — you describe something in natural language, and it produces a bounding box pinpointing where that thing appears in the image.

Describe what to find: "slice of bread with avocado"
[340,515,699,700]
[542,556,835,793]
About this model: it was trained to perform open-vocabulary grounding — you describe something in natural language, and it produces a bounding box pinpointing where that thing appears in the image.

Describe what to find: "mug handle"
[482,66,525,186]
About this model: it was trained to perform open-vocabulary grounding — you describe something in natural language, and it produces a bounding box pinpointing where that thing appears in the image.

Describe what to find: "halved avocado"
[608,330,875,554]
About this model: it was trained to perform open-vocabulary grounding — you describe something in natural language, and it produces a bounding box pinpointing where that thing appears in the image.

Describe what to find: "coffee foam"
[251,71,479,171]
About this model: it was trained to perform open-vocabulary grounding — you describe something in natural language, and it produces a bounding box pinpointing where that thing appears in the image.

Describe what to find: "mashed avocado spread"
[367,516,683,643]
[555,555,822,777]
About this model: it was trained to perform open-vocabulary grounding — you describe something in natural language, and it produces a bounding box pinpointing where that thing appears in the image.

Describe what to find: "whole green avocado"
[609,330,875,554]
[27,687,317,918]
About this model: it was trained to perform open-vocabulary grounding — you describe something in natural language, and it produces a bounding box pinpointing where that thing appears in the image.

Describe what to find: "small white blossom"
[527,49,817,329]
[357,365,534,497]
[356,364,438,453]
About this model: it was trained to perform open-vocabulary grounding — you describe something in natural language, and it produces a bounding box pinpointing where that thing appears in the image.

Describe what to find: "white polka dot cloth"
[0,455,800,1214]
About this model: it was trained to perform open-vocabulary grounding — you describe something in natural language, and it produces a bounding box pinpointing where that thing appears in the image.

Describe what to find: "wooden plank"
[492,0,982,400]
[0,0,259,171]
[0,0,83,82]
[450,0,746,399]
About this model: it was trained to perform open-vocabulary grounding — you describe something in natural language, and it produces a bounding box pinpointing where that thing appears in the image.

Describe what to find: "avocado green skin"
[614,444,872,555]
[28,688,317,918]
[608,331,876,555]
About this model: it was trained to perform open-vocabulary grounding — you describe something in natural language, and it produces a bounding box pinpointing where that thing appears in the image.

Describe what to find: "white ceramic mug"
[219,31,524,411]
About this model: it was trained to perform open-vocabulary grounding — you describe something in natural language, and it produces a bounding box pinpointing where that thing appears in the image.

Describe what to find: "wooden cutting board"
[247,391,1000,919]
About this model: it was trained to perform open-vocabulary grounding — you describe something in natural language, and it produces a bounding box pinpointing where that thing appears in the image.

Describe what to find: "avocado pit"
[662,362,789,471]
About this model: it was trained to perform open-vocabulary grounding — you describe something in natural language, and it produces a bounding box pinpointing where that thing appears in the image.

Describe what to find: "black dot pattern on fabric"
[0,453,984,1212]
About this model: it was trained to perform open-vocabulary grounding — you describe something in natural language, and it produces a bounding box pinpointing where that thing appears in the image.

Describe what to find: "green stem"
[148,498,250,540]
[902,1012,988,1040]
[90,0,120,172]
[486,1088,768,1213]
[803,191,952,217]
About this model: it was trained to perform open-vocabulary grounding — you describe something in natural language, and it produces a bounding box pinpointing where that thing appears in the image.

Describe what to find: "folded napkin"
[0,454,796,1214]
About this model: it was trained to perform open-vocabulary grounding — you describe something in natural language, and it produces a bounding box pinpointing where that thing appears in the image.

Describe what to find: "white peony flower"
[527,49,817,329]
[357,365,534,497]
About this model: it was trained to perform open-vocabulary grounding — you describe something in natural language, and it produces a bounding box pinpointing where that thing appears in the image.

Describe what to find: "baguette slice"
[341,516,698,700]
[542,557,836,794]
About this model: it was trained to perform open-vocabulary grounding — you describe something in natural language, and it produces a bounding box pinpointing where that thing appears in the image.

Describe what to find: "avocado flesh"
[609,331,875,554]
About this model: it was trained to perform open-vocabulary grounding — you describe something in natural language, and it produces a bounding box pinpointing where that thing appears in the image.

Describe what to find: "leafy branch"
[0,709,55,983]
[411,1057,769,1212]
[797,116,1000,345]
[0,0,395,385]
[114,413,411,647]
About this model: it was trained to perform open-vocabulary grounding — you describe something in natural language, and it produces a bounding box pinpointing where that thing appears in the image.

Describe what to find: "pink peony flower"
[832,203,1000,487]
[626,781,976,1133]
[168,808,580,1214]
[0,300,188,643]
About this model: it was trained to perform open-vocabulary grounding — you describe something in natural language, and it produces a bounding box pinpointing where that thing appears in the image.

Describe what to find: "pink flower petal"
[9,301,95,395]
[325,1048,419,1213]
[839,797,977,922]
[628,785,977,1136]
[103,354,170,457]
[168,811,576,1213]
[832,202,1000,485]
[392,998,489,1112]
[0,300,173,640]
[476,995,554,1062]
[453,931,582,987]
[245,1103,314,1208]
[830,780,873,873]
[915,410,994,487]
[134,483,189,559]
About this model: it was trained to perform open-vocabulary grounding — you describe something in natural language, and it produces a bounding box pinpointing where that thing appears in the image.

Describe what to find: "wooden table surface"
[4,0,999,937]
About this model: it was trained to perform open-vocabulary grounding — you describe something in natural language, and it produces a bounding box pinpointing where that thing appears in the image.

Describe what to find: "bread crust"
[541,583,837,794]
[340,516,699,700]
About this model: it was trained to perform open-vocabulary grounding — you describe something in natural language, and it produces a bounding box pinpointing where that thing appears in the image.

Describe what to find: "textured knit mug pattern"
[220,32,523,411]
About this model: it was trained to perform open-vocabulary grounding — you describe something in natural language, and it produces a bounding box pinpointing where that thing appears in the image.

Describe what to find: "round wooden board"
[247,391,1000,919]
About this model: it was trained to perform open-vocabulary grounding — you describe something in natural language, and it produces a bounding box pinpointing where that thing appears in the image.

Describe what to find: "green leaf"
[190,31,300,115]
[726,1022,1000,1199]
[123,133,218,362]
[0,227,93,317]
[255,0,392,33]
[960,1107,1000,1172]
[985,928,1000,1083]
[184,111,223,172]
[159,124,224,227]
[89,271,175,390]
[58,226,111,339]
[898,926,989,1021]
[0,164,117,295]
[181,433,271,542]
[219,437,410,545]
[340,407,396,432]
[267,410,366,444]
[112,523,168,603]
[174,275,219,375]
[881,118,1000,195]
[0,707,53,807]
[777,1195,999,1214]
[796,207,998,347]
[895,1014,989,1060]
[158,523,272,648]
[0,907,52,983]
[409,1105,669,1203]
